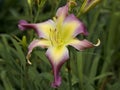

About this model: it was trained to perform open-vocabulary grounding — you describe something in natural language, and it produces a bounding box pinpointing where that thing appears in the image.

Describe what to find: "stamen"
[54,29,57,43]
[49,29,54,46]
[49,29,58,46]
[53,17,57,22]
[49,28,64,47]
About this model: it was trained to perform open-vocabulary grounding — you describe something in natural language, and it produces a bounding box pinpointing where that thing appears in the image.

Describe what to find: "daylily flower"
[18,2,100,88]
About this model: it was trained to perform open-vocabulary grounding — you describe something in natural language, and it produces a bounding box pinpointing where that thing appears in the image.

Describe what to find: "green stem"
[55,88,58,90]
[77,52,83,90]
[20,62,23,90]
[30,7,33,22]
[67,59,72,90]
[34,7,41,23]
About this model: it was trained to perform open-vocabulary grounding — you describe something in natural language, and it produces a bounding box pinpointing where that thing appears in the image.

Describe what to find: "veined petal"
[61,14,88,42]
[27,39,50,64]
[68,38,100,51]
[18,20,55,39]
[46,46,69,88]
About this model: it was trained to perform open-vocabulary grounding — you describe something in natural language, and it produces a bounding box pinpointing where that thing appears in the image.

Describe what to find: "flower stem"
[67,59,72,90]
[55,88,58,90]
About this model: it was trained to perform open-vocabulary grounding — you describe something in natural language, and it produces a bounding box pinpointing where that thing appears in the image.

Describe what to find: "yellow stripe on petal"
[61,14,88,42]
[46,46,69,87]
[36,20,55,39]
[62,21,79,41]
[46,46,69,64]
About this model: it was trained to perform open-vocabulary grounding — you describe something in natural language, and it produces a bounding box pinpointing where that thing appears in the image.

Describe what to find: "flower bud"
[27,0,32,7]
[80,0,100,13]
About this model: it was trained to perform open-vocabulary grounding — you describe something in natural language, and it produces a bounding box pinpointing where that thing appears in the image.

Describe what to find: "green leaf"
[1,71,14,90]
[92,72,113,81]
[107,82,120,90]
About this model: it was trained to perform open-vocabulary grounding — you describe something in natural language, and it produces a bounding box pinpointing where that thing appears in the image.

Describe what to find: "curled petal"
[46,46,69,88]
[18,20,29,30]
[18,20,55,39]
[68,38,100,51]
[63,14,88,36]
[27,39,50,64]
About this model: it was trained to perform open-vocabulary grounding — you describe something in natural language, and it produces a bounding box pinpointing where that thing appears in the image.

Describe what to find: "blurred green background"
[0,0,120,90]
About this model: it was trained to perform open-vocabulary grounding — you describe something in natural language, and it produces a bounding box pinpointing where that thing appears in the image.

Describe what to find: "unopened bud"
[21,35,27,48]
[80,0,100,13]
[27,0,32,7]
[68,0,77,12]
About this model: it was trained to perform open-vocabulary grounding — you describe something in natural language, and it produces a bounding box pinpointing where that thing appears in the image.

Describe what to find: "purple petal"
[68,38,99,51]
[63,14,88,37]
[46,46,69,88]
[87,0,91,4]
[18,20,55,39]
[56,4,69,18]
[18,20,29,30]
[26,39,50,64]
